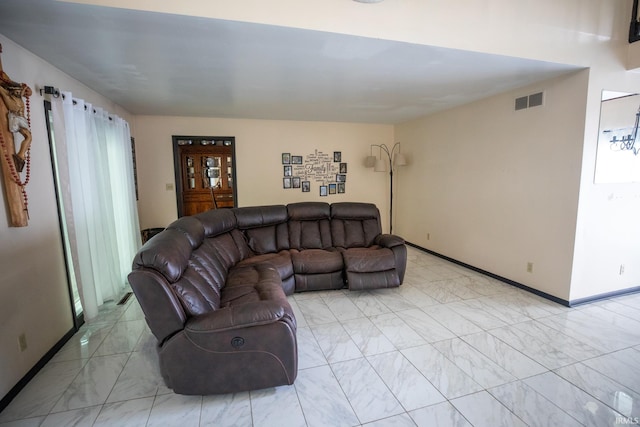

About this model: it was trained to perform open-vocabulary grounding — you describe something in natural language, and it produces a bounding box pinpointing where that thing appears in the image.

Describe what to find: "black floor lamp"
[365,142,407,234]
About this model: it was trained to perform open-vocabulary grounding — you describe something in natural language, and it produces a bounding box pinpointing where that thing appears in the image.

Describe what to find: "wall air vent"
[515,91,544,111]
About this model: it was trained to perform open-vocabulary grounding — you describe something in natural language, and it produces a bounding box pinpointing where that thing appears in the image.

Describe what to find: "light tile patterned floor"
[2,247,640,426]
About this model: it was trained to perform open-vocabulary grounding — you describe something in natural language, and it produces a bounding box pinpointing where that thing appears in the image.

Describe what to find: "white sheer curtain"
[50,92,141,319]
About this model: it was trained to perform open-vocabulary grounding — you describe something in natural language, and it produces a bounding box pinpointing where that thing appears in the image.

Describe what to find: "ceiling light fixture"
[353,0,384,3]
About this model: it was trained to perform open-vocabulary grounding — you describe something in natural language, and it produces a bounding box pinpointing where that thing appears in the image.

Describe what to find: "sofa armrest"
[186,300,294,334]
[375,233,405,248]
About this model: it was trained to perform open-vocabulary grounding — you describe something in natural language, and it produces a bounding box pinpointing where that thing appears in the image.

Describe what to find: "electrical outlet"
[18,333,27,352]
[165,183,174,191]
[526,262,534,273]
[427,233,430,240]
[620,264,625,275]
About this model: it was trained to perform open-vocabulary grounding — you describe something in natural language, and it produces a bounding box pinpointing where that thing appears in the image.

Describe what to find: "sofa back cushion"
[134,209,250,317]
[287,202,332,249]
[330,202,382,248]
[234,205,290,254]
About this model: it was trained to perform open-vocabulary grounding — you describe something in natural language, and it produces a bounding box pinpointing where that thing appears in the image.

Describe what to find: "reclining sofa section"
[128,201,407,395]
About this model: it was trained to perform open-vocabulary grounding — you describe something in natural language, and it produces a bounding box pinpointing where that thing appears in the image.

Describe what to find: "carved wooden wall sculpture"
[0,43,31,227]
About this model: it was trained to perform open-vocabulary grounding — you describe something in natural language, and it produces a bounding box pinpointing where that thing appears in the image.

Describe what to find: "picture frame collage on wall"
[282,151,346,195]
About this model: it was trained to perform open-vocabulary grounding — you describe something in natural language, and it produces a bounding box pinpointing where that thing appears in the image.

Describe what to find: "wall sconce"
[365,142,407,233]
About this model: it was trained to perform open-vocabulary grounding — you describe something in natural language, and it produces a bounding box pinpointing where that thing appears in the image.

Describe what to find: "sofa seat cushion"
[291,249,343,274]
[342,247,396,272]
[222,265,285,307]
[235,251,293,282]
[342,247,400,290]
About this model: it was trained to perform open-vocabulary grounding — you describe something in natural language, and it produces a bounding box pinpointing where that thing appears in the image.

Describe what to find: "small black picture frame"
[291,155,303,164]
[329,183,337,194]
[284,165,292,176]
[282,153,291,164]
[339,163,347,173]
[320,185,328,196]
[336,174,346,182]
[292,177,301,188]
[283,177,292,189]
[337,182,345,193]
[333,151,342,162]
[302,181,310,192]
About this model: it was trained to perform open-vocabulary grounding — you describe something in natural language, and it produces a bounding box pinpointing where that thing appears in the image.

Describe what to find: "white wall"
[0,34,133,399]
[133,116,394,230]
[395,71,589,300]
[570,58,640,301]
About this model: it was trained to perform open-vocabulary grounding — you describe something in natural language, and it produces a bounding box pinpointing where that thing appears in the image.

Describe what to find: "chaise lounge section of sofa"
[128,202,406,395]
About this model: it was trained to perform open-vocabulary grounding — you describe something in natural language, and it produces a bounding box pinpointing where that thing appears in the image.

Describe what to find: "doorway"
[173,135,237,217]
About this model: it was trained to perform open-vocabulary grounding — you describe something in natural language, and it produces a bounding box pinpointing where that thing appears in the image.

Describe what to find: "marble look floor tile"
[133,327,157,356]
[294,365,359,427]
[420,305,483,336]
[322,293,366,321]
[451,391,528,427]
[94,320,146,357]
[119,301,146,322]
[146,394,202,427]
[488,325,579,369]
[554,363,640,418]
[341,317,396,356]
[596,300,640,321]
[345,291,393,316]
[402,344,483,399]
[462,297,532,325]
[394,285,440,308]
[512,320,603,361]
[460,331,547,379]
[332,358,404,424]
[0,417,46,426]
[287,298,308,328]
[395,309,456,343]
[417,282,462,304]
[428,264,465,280]
[310,322,362,363]
[364,413,417,426]
[524,371,622,427]
[445,301,508,330]
[106,350,164,403]
[369,313,426,350]
[51,324,113,362]
[582,348,640,394]
[93,397,153,427]
[40,405,101,427]
[461,275,511,297]
[297,326,328,369]
[433,279,486,300]
[369,288,418,312]
[538,309,640,352]
[408,402,471,427]
[0,359,86,422]
[201,392,251,427]
[367,351,445,411]
[296,299,338,325]
[431,338,517,388]
[489,381,583,427]
[250,386,305,427]
[52,354,129,412]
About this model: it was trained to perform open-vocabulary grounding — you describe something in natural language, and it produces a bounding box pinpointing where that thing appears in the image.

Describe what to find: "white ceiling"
[0,0,581,124]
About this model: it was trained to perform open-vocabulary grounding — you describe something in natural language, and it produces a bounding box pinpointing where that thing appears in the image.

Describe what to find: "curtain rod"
[40,85,114,120]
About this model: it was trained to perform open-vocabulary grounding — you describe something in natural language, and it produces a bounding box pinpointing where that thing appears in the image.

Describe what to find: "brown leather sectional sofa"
[128,201,407,395]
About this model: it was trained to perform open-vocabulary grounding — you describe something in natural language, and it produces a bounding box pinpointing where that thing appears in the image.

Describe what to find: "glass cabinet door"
[202,156,222,188]
[185,156,195,189]
[227,155,233,189]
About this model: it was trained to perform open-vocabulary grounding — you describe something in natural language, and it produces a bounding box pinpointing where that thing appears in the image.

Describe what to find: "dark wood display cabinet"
[173,135,237,217]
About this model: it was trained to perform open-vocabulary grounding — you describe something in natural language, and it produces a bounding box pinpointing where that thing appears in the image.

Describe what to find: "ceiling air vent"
[515,91,544,111]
